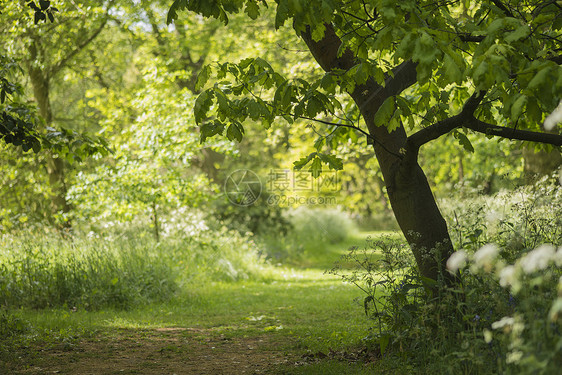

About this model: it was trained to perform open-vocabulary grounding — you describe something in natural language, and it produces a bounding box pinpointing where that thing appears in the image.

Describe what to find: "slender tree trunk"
[458,153,464,182]
[29,65,72,228]
[151,200,160,242]
[301,26,454,283]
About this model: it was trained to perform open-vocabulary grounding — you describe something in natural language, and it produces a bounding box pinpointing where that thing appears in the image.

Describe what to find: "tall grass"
[0,233,177,310]
[0,227,268,311]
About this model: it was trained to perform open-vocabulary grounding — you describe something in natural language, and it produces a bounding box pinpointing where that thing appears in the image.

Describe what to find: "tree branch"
[464,118,562,146]
[491,0,516,18]
[49,18,108,77]
[408,115,462,151]
[408,90,487,150]
[409,88,562,155]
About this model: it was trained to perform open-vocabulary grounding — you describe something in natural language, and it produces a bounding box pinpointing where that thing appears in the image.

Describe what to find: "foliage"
[0,226,267,310]
[171,0,562,172]
[0,55,42,151]
[441,174,562,254]
[67,67,225,234]
[332,180,562,373]
[287,206,356,245]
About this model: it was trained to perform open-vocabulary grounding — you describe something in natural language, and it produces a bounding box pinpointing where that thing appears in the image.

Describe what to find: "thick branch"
[409,87,562,153]
[465,118,562,146]
[408,91,486,150]
[408,115,461,151]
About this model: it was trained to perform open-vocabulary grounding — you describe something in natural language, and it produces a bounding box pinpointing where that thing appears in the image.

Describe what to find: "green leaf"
[313,137,325,151]
[527,67,550,91]
[293,152,317,170]
[318,153,343,170]
[200,120,225,143]
[443,54,463,84]
[505,25,530,43]
[373,97,396,127]
[194,90,214,124]
[309,157,323,178]
[307,96,323,117]
[195,65,212,92]
[511,94,527,120]
[226,122,244,142]
[395,96,411,117]
[311,24,326,42]
[454,131,474,153]
[245,1,260,19]
[275,0,290,29]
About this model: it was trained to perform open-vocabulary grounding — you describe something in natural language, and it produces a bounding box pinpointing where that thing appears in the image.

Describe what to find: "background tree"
[170,0,562,284]
[0,0,116,228]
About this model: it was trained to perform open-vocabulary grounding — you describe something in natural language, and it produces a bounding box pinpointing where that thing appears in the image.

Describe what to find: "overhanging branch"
[408,89,562,153]
[408,91,486,150]
[464,118,562,146]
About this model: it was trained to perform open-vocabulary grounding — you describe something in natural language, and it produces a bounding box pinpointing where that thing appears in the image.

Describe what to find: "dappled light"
[1,0,561,374]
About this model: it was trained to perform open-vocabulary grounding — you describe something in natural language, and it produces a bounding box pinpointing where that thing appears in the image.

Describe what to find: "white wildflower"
[485,210,502,223]
[554,247,562,267]
[499,265,516,288]
[492,316,515,330]
[549,298,562,321]
[474,244,500,270]
[544,99,562,131]
[447,250,468,273]
[483,329,493,344]
[506,350,523,364]
[521,244,556,274]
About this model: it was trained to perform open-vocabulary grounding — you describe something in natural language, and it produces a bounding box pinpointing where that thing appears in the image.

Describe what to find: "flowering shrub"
[449,243,562,374]
[335,178,561,373]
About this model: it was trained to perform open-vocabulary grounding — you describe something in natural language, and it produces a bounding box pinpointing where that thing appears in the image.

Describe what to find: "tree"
[0,0,116,227]
[168,0,562,285]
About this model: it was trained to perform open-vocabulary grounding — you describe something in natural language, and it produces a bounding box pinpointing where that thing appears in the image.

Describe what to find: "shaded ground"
[9,328,297,375]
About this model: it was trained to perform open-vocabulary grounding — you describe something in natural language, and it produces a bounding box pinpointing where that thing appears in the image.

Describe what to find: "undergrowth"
[332,177,562,374]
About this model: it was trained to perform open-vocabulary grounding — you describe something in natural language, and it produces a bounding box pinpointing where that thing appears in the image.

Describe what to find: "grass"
[1,230,396,374]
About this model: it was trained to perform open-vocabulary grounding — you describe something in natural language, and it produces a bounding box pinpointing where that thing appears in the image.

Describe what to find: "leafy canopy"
[169,0,562,173]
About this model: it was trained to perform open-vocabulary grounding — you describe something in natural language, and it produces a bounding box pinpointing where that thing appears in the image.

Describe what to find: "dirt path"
[10,328,298,375]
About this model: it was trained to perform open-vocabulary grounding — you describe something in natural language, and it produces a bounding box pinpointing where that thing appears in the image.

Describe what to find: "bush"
[440,174,562,255]
[333,178,562,374]
[256,207,357,261]
[0,233,178,310]
[287,206,356,244]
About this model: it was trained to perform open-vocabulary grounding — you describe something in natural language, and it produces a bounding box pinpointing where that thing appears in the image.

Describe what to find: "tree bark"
[300,25,454,283]
[28,61,72,228]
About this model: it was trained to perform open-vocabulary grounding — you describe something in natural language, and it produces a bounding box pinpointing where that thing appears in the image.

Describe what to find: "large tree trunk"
[353,88,454,282]
[301,26,454,283]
